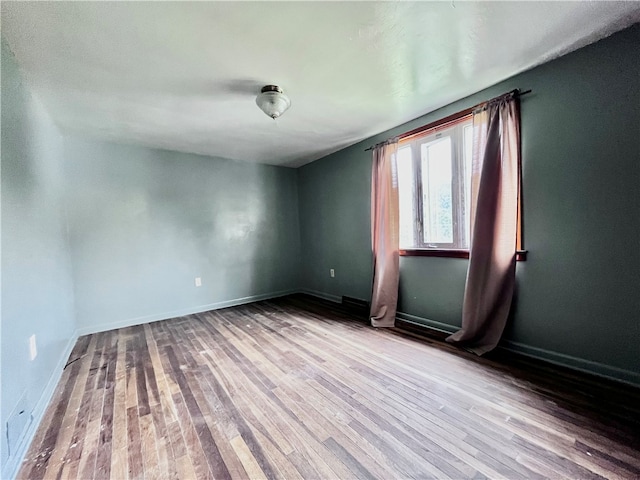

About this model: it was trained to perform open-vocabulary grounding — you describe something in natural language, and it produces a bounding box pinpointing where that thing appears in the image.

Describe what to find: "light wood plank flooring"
[19,294,640,479]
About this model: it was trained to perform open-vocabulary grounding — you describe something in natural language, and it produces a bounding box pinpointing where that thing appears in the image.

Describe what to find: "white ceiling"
[3,2,639,167]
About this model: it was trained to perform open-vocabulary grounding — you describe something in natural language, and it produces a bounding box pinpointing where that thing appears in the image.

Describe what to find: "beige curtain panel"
[447,93,521,354]
[370,141,400,328]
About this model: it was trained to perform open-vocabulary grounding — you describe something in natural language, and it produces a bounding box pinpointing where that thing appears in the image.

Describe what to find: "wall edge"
[397,310,640,387]
[76,289,299,336]
[299,288,342,304]
[2,332,79,480]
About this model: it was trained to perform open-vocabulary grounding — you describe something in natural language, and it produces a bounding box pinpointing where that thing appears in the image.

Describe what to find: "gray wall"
[2,36,301,476]
[298,25,640,382]
[63,137,301,333]
[1,39,77,473]
[2,22,639,477]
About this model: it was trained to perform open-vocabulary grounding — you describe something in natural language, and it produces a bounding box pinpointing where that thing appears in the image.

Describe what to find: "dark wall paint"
[298,147,373,301]
[64,137,301,332]
[298,25,640,378]
[2,25,639,478]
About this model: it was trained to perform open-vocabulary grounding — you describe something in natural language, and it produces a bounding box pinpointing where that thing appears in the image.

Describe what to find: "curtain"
[370,140,400,327]
[446,93,521,354]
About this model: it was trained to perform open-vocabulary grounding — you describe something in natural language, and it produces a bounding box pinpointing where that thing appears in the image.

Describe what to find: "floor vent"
[6,393,31,460]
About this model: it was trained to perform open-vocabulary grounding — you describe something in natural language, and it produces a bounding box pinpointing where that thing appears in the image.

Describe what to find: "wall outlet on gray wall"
[29,334,37,361]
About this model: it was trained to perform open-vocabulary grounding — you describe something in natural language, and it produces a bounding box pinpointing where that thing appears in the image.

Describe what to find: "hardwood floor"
[18,294,640,479]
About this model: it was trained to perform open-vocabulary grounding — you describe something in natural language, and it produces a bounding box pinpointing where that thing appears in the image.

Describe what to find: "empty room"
[2,2,639,479]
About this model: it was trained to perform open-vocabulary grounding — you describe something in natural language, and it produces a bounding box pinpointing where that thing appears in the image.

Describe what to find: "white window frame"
[398,117,473,251]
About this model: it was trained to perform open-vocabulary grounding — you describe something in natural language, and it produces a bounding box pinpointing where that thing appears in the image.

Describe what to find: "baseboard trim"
[396,310,640,388]
[2,332,79,480]
[8,293,636,479]
[396,311,458,335]
[299,288,342,304]
[76,289,299,337]
[5,289,300,478]
[500,340,640,387]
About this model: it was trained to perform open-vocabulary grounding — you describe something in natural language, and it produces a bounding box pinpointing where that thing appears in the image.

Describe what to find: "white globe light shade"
[256,85,291,119]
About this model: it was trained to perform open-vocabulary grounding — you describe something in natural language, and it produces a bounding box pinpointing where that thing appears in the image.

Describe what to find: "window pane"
[421,137,453,244]
[397,146,415,248]
[463,124,473,248]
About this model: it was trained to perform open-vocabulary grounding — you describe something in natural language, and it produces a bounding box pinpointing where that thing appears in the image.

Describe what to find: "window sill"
[400,249,528,261]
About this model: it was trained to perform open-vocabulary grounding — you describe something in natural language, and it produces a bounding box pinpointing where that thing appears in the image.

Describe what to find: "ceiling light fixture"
[256,85,291,119]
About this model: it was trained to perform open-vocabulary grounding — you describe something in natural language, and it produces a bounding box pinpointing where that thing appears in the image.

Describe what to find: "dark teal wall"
[298,25,640,380]
[2,26,639,479]
[64,137,301,332]
[298,147,373,301]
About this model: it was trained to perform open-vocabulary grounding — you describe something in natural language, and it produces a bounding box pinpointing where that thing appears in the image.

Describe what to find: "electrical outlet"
[195,277,202,287]
[330,269,335,278]
[29,335,37,361]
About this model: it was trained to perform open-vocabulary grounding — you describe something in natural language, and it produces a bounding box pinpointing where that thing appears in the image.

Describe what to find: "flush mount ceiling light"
[256,85,291,119]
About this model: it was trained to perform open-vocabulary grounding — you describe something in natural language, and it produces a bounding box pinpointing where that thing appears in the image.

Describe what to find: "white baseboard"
[396,310,640,388]
[2,332,79,480]
[76,289,299,336]
[299,288,341,304]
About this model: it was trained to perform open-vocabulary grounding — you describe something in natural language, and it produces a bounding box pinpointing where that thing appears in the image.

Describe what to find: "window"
[397,116,473,251]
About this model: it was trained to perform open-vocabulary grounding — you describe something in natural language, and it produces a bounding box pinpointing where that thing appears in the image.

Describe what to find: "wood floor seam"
[18,294,640,480]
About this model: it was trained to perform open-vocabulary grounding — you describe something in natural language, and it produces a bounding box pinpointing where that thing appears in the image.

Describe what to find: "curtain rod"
[364,89,532,152]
